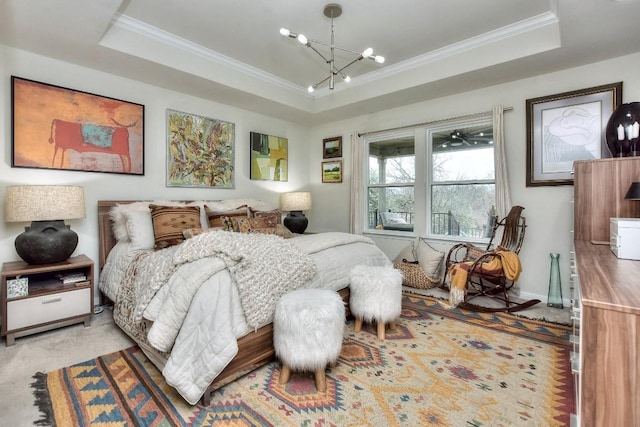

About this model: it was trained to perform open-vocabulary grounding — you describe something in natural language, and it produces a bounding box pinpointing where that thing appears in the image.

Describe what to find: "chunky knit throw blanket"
[128,231,317,330]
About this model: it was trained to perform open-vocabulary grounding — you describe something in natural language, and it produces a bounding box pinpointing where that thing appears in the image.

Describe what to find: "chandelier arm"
[332,45,366,56]
[311,74,332,89]
[306,43,331,64]
[335,56,364,75]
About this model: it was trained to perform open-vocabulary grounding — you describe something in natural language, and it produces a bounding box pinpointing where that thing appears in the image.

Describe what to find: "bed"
[97,200,391,406]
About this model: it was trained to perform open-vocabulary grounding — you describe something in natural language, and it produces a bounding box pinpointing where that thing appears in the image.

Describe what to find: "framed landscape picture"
[322,160,342,183]
[525,82,622,186]
[250,131,288,181]
[322,136,342,158]
[166,109,235,188]
[11,76,145,175]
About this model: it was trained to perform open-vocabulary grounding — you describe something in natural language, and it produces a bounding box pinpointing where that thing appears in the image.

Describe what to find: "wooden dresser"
[572,158,640,426]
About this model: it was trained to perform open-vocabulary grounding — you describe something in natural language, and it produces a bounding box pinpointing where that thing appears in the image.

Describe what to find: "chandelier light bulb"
[343,75,351,83]
[297,34,308,45]
[307,85,315,93]
[362,47,373,58]
[280,28,290,37]
[374,55,385,63]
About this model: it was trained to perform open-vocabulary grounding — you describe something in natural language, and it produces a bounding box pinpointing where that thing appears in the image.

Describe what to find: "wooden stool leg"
[315,368,326,392]
[389,320,397,330]
[354,317,363,332]
[279,365,291,384]
[377,321,386,340]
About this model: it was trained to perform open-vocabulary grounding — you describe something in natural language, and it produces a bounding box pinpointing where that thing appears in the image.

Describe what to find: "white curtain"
[493,104,512,219]
[349,132,365,234]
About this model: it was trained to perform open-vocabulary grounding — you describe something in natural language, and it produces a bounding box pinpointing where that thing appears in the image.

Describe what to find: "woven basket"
[393,260,439,289]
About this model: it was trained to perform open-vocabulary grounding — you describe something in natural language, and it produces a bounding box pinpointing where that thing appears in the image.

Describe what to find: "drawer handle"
[42,296,62,304]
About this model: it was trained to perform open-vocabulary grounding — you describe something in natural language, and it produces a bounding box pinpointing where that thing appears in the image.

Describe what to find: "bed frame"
[97,200,351,406]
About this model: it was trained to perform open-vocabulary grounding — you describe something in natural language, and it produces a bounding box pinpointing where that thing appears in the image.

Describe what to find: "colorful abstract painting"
[11,76,145,175]
[166,109,235,188]
[250,131,288,181]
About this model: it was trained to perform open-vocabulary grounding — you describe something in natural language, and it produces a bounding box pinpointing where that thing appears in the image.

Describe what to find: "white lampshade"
[280,192,312,212]
[5,185,86,222]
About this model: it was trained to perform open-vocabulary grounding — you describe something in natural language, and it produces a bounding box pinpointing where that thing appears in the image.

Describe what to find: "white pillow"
[123,209,155,252]
[393,243,416,264]
[415,238,445,280]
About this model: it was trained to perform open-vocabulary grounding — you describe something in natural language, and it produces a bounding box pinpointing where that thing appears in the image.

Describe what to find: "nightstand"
[1,254,94,346]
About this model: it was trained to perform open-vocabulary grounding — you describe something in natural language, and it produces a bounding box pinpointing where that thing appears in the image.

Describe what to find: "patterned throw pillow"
[229,217,293,238]
[181,227,224,239]
[250,208,282,224]
[205,205,250,230]
[150,205,201,249]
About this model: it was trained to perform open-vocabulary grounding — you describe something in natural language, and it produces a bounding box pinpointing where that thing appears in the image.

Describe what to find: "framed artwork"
[322,160,342,183]
[525,82,622,186]
[166,109,235,188]
[11,76,145,175]
[322,136,342,159]
[250,131,288,181]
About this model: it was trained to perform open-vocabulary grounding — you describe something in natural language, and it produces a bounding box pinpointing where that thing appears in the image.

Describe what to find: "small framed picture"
[7,276,28,298]
[322,136,342,159]
[322,160,342,183]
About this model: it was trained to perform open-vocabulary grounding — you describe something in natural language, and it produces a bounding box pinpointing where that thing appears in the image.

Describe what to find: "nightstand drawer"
[6,287,91,331]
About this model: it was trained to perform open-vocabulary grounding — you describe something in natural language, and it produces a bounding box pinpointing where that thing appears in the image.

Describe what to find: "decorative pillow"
[205,205,250,230]
[250,208,282,224]
[392,243,416,264]
[150,205,202,249]
[466,244,488,260]
[229,218,293,238]
[109,201,185,242]
[122,209,155,251]
[415,238,445,280]
[182,227,224,239]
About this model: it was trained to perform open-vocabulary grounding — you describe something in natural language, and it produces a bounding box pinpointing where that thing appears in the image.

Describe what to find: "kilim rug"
[32,294,574,426]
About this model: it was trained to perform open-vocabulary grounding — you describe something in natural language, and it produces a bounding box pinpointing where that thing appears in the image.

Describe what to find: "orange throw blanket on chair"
[448,250,522,306]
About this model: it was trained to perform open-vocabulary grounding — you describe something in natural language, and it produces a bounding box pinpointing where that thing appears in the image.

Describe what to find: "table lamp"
[280,192,312,234]
[5,185,85,264]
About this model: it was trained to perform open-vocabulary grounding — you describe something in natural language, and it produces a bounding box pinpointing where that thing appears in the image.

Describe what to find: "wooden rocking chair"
[441,205,540,313]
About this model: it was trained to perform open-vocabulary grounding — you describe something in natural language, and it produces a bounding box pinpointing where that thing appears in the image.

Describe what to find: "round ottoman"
[349,265,403,340]
[273,288,345,392]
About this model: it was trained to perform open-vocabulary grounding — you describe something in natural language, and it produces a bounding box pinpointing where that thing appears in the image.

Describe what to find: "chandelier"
[280,3,385,93]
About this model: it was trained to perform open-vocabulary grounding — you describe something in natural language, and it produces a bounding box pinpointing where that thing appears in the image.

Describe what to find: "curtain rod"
[357,106,513,137]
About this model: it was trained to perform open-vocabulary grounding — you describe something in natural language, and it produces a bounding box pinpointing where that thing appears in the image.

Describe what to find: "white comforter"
[101,232,391,404]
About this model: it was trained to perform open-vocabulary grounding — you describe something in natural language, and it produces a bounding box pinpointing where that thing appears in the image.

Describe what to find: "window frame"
[425,116,495,242]
[364,129,416,235]
[362,114,496,244]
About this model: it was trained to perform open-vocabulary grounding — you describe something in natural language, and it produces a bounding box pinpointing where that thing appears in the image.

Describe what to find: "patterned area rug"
[32,294,574,426]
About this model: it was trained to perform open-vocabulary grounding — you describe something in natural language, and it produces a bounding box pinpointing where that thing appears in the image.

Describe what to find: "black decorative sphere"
[605,102,640,157]
[15,220,78,265]
[283,211,308,234]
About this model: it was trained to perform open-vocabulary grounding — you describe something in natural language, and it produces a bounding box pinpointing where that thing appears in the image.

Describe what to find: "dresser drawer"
[6,287,91,331]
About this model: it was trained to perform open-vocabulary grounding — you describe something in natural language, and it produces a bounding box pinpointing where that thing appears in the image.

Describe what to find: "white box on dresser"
[610,218,640,260]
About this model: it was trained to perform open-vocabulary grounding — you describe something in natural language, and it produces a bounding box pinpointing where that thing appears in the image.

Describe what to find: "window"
[429,121,495,238]
[364,116,495,240]
[366,132,415,232]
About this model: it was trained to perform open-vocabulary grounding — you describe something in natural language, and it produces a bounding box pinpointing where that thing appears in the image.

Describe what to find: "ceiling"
[2,0,640,125]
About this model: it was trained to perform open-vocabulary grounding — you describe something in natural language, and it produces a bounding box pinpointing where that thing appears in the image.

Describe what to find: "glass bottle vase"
[547,252,563,308]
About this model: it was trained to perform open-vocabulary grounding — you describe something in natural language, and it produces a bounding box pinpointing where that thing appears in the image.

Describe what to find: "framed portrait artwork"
[525,82,622,186]
[250,131,288,181]
[322,136,342,159]
[322,160,342,183]
[11,76,145,175]
[166,109,235,188]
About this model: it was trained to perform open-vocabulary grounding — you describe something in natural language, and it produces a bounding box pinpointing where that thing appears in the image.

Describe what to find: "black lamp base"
[15,220,78,265]
[283,211,308,234]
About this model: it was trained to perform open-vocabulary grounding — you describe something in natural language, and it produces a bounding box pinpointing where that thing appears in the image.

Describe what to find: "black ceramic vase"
[15,220,78,265]
[605,102,640,157]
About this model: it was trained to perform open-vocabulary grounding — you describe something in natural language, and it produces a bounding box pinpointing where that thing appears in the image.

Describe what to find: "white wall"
[0,46,311,303]
[2,42,639,305]
[309,52,640,302]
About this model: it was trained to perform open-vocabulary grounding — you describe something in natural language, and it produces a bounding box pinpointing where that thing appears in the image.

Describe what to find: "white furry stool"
[273,288,345,392]
[349,265,403,340]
